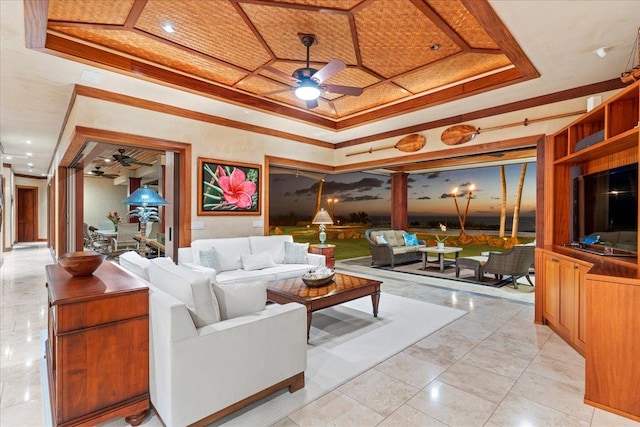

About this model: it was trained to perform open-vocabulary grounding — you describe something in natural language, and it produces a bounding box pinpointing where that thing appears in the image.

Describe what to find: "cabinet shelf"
[554,127,638,165]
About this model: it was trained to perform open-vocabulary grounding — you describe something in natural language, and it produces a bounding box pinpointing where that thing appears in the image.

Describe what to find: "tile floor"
[1,243,637,426]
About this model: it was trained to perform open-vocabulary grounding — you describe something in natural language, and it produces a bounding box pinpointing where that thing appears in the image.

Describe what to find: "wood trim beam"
[462,0,539,78]
[73,85,333,149]
[336,79,627,148]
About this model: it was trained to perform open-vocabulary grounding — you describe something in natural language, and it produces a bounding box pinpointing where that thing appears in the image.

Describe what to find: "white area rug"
[212,293,466,426]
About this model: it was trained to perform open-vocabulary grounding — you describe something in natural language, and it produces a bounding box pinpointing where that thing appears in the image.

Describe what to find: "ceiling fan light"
[295,84,320,101]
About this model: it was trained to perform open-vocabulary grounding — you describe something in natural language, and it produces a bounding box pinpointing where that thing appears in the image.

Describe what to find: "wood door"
[17,186,38,242]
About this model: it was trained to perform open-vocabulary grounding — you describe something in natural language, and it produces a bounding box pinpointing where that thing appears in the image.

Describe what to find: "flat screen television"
[572,163,638,248]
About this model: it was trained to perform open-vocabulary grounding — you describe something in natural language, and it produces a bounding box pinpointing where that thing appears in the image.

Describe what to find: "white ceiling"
[1,1,639,177]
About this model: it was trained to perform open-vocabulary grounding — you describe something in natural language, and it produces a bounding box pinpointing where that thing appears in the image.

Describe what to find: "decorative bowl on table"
[58,251,106,277]
[302,267,335,287]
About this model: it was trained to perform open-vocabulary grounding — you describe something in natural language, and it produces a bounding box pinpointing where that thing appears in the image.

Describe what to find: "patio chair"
[83,222,110,253]
[482,245,535,289]
[109,223,139,256]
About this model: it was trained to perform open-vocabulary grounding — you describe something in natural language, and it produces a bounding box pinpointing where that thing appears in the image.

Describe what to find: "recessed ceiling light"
[5,156,12,160]
[25,140,32,144]
[26,152,32,156]
[595,47,609,57]
[430,44,441,51]
[27,162,34,167]
[104,159,112,163]
[162,23,175,33]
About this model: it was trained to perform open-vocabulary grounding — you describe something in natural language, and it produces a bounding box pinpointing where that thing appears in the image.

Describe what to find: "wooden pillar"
[127,177,142,223]
[390,172,408,230]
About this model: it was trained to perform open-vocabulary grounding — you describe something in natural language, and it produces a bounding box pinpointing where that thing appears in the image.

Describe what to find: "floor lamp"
[122,185,169,257]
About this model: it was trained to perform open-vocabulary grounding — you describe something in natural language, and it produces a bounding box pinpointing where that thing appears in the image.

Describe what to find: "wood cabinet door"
[575,264,589,352]
[542,253,560,326]
[558,258,577,338]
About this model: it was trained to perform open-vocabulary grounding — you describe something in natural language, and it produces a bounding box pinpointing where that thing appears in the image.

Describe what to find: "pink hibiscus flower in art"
[217,166,256,209]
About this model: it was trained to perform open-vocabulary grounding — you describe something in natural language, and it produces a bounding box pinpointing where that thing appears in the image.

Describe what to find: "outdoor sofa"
[365,229,427,268]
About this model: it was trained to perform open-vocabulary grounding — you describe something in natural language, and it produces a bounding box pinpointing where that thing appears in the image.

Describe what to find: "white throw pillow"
[199,247,221,271]
[240,252,276,271]
[375,235,388,244]
[283,241,309,264]
[149,258,221,327]
[212,280,267,320]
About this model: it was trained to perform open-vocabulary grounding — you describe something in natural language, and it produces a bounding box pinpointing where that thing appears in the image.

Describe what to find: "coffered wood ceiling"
[30,0,538,130]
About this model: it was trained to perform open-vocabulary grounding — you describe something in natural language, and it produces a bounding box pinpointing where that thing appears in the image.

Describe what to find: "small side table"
[310,244,336,268]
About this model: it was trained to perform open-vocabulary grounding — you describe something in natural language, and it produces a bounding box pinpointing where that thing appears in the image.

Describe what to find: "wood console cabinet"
[46,261,150,426]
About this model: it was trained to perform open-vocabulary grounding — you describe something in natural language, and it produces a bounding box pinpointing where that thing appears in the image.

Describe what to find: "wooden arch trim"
[57,126,192,256]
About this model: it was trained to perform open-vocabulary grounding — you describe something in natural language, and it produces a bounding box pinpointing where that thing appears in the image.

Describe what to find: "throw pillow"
[240,252,276,271]
[283,241,309,264]
[199,247,222,271]
[212,280,267,320]
[375,235,388,244]
[403,233,419,246]
[149,258,221,327]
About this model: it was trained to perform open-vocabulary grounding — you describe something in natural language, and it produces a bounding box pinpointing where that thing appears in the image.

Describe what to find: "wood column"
[127,177,142,223]
[390,172,408,230]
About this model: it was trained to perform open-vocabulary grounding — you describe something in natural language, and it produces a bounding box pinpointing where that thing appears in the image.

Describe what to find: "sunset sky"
[270,162,537,224]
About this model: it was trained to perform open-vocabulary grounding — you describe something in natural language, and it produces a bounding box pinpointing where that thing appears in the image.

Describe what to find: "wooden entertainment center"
[537,80,639,421]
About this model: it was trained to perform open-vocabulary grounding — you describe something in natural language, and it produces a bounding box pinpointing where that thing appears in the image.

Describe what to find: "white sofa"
[118,252,307,427]
[177,235,325,284]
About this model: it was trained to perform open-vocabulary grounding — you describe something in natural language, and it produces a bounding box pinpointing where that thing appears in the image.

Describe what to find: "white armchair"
[116,253,307,427]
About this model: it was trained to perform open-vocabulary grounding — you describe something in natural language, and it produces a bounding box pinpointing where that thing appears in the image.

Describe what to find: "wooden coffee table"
[267,273,382,339]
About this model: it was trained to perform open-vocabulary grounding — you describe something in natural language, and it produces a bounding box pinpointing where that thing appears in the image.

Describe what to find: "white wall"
[83,177,128,229]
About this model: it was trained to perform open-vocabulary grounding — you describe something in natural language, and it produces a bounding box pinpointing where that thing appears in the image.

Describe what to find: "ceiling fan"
[86,166,118,179]
[111,148,153,167]
[261,34,363,109]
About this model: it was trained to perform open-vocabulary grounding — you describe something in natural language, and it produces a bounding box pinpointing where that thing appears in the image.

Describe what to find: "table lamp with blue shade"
[312,208,333,245]
[122,185,169,256]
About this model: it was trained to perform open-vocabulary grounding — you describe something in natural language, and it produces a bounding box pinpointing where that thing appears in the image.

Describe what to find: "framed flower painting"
[198,158,261,215]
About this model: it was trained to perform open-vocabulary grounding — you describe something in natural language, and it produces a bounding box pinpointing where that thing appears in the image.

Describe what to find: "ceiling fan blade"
[128,160,154,167]
[311,59,346,83]
[261,65,299,83]
[323,84,363,96]
[306,99,319,109]
[262,88,294,97]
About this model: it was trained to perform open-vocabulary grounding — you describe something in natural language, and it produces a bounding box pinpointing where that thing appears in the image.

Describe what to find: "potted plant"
[434,223,448,249]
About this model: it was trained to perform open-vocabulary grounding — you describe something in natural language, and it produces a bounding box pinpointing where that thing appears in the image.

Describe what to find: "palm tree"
[499,165,507,238]
[511,163,528,238]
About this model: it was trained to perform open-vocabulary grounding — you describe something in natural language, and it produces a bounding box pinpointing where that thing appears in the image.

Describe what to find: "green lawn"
[272,226,535,260]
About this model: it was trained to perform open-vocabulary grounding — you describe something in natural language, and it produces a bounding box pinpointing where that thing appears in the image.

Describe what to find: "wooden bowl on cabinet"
[58,251,106,277]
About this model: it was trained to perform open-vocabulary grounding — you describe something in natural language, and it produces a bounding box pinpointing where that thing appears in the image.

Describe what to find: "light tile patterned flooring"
[0,243,637,426]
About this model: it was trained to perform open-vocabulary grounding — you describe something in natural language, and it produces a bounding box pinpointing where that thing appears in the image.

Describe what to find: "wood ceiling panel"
[49,26,248,85]
[136,0,270,71]
[333,83,408,117]
[241,3,357,64]
[48,0,134,24]
[355,0,461,77]
[38,0,537,129]
[394,52,512,93]
[427,0,498,49]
